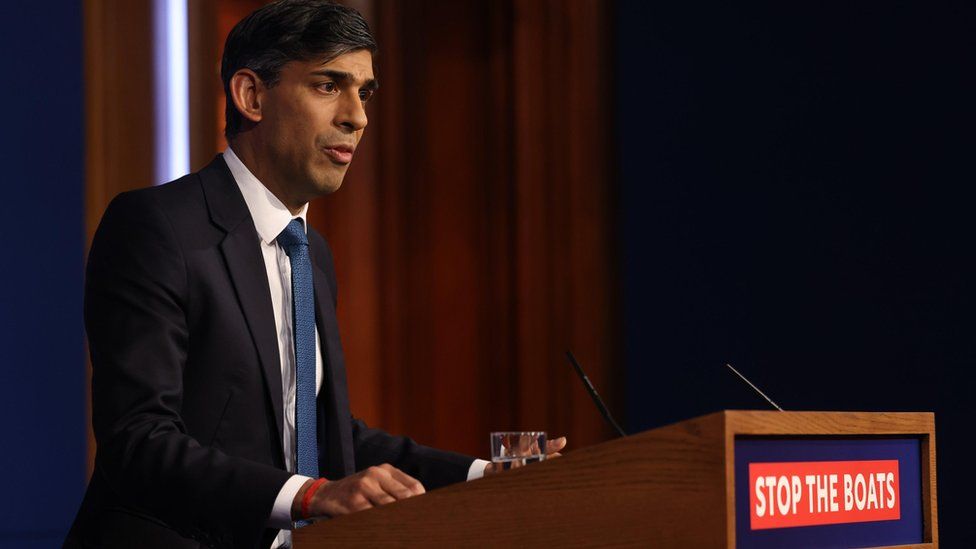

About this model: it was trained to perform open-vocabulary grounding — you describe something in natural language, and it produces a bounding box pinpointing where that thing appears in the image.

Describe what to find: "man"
[66,2,565,548]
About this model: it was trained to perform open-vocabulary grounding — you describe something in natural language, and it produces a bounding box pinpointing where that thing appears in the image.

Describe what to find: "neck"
[229,136,306,215]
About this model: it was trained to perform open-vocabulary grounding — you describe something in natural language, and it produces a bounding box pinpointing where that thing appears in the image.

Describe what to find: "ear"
[229,68,264,125]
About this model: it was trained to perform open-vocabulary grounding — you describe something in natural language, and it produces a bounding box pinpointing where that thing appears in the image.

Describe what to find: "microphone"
[565,350,627,437]
[725,363,785,411]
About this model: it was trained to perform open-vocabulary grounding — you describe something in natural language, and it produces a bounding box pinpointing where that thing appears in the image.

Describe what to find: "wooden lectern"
[293,411,937,548]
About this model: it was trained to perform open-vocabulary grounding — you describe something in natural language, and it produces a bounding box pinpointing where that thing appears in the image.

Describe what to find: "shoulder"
[97,157,233,242]
[103,173,204,225]
[91,174,203,251]
[86,180,201,295]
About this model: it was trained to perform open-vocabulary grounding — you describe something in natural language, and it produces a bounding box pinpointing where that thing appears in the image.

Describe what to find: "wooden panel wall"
[84,0,155,243]
[310,0,621,458]
[188,0,220,171]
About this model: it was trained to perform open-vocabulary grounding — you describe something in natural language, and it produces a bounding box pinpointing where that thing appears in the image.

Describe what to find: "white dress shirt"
[223,148,488,549]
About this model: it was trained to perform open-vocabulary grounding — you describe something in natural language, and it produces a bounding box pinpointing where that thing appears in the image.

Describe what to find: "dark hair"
[220,0,377,139]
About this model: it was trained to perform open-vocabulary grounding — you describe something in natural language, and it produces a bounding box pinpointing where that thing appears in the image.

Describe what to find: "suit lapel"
[199,156,285,462]
[312,257,355,477]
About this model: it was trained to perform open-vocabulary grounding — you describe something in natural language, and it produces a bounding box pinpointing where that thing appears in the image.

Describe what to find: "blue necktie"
[277,219,319,492]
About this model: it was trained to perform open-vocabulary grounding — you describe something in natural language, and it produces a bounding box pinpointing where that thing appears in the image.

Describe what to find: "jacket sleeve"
[350,419,475,489]
[85,190,291,548]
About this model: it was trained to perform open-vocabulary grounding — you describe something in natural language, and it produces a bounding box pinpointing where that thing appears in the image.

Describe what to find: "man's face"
[257,50,375,205]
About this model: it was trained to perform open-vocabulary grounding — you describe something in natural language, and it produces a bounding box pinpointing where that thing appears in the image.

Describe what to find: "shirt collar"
[223,146,308,245]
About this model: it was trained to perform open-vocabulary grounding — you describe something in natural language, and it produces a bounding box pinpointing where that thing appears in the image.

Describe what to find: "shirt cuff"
[268,474,314,529]
[467,459,491,481]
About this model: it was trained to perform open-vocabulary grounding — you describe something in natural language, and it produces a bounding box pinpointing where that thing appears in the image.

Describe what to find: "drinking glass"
[490,431,547,470]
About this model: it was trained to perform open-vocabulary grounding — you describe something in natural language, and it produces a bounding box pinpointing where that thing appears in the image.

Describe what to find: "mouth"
[323,144,355,165]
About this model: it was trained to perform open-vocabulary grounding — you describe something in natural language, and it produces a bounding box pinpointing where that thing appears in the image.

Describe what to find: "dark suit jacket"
[66,156,474,549]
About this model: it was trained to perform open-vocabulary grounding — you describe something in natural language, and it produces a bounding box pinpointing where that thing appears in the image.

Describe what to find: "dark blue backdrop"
[0,2,87,547]
[618,1,975,545]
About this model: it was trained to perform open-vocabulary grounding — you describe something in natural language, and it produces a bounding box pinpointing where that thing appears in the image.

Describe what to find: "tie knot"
[276,218,308,252]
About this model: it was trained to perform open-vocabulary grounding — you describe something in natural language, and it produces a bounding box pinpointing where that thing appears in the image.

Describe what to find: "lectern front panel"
[733,437,923,548]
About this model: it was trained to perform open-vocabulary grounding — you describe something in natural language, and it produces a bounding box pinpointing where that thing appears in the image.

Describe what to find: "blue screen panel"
[734,438,924,548]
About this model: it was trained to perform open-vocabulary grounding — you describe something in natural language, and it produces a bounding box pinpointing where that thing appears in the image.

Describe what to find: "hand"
[484,436,567,475]
[292,464,425,521]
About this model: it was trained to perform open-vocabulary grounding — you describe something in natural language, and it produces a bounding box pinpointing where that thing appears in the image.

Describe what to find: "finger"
[546,436,567,454]
[376,473,416,501]
[386,467,426,496]
[357,468,399,504]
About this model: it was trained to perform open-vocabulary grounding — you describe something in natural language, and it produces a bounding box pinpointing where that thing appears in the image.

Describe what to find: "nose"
[334,92,368,133]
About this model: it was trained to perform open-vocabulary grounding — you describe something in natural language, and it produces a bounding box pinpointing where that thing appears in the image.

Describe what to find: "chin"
[305,167,346,197]
[314,177,344,196]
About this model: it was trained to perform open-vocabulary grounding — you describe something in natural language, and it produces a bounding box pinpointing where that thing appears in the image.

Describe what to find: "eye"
[359,89,374,104]
[316,81,338,94]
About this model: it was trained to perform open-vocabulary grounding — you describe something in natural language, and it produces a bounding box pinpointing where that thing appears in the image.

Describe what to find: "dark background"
[619,1,975,544]
[0,2,87,547]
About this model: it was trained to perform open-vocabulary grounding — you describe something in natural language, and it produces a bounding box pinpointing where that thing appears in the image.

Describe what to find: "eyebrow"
[310,69,379,91]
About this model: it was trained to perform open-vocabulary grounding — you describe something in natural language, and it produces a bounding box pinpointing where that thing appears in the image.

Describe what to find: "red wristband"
[301,478,328,520]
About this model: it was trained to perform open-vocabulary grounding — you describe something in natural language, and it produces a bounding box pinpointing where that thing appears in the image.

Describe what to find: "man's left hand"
[483,436,567,475]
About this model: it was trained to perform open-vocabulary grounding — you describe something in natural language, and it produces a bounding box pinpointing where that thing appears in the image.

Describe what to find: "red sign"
[748,460,900,530]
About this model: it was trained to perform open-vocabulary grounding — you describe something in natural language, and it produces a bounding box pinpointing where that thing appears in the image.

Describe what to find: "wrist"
[301,478,328,520]
[291,478,315,521]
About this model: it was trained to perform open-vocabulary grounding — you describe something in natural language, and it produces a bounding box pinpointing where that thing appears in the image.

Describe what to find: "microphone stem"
[566,351,627,437]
